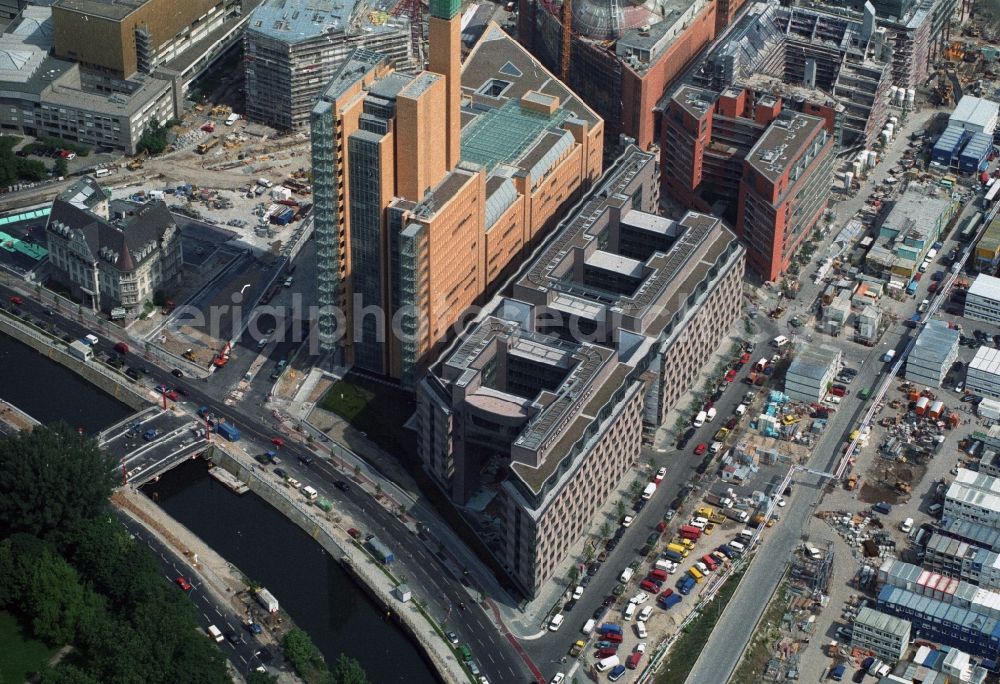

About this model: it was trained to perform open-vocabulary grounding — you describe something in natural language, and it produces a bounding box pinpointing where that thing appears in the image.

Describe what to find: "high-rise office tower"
[311,16,604,387]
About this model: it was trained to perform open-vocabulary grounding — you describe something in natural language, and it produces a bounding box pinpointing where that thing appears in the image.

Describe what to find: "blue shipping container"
[215,422,240,441]
[599,623,623,635]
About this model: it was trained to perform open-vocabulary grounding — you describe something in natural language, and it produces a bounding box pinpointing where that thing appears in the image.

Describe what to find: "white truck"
[642,482,657,500]
[693,410,707,427]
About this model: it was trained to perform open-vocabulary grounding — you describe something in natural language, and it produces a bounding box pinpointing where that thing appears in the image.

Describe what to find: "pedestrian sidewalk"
[209,442,473,684]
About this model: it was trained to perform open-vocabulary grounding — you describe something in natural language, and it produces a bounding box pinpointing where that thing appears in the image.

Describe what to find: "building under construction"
[517,0,722,150]
[796,0,966,89]
[244,0,413,130]
[685,2,892,152]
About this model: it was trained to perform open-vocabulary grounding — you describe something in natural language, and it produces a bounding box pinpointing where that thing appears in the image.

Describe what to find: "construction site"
[685,3,895,152]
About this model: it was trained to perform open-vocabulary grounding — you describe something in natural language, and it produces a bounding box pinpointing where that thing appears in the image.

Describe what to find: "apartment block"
[851,606,911,664]
[661,83,836,280]
[966,347,1000,401]
[944,468,1000,527]
[737,109,835,281]
[685,3,892,150]
[52,0,243,78]
[923,532,1000,590]
[905,320,959,388]
[964,274,1000,326]
[417,146,745,596]
[45,177,183,314]
[517,0,717,150]
[310,13,604,387]
[244,0,412,130]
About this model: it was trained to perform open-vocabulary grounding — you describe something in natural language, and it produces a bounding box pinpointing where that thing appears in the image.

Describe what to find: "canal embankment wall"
[0,313,148,410]
[208,445,467,684]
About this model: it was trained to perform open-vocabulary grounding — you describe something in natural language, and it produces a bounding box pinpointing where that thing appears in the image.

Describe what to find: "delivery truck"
[642,482,657,500]
[214,422,240,442]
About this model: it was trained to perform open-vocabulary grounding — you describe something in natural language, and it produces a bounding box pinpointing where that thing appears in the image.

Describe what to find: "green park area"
[318,376,416,457]
[0,610,58,682]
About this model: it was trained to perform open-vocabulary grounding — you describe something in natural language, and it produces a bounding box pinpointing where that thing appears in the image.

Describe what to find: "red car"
[740,352,751,364]
[659,588,674,599]
[640,579,661,592]
[626,650,643,669]
[8,295,22,305]
[175,576,192,591]
[163,390,180,401]
[725,369,737,383]
[604,632,623,643]
[694,443,707,455]
[928,282,939,293]
[271,436,285,447]
[597,647,619,658]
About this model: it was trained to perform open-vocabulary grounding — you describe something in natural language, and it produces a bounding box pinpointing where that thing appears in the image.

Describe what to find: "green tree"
[0,535,88,645]
[600,521,612,540]
[137,120,169,156]
[53,157,68,177]
[39,664,102,684]
[331,655,368,684]
[282,628,327,680]
[615,499,626,519]
[584,544,596,563]
[246,673,277,684]
[567,565,580,583]
[0,424,115,539]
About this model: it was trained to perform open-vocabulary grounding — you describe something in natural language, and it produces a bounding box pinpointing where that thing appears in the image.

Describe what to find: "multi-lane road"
[0,280,534,684]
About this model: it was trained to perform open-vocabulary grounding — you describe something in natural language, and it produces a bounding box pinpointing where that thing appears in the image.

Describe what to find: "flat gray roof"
[746,112,823,182]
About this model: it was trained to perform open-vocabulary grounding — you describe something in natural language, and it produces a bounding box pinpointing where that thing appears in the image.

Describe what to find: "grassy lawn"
[656,569,746,684]
[0,610,58,682]
[318,376,416,457]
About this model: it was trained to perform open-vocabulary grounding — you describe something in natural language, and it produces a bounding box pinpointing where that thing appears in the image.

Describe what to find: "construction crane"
[560,0,572,81]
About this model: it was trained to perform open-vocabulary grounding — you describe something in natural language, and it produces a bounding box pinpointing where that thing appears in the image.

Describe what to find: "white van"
[693,411,707,427]
[900,517,914,533]
[623,603,636,621]
[692,516,709,527]
[207,625,224,643]
[883,349,896,363]
[729,540,746,554]
[302,485,318,501]
[735,404,748,417]
[84,333,99,346]
[596,655,621,672]
[772,335,790,348]
[706,407,717,423]
[619,567,634,583]
[710,441,723,454]
[738,529,754,542]
[95,167,111,178]
[548,614,564,632]
[642,482,657,500]
[582,618,596,635]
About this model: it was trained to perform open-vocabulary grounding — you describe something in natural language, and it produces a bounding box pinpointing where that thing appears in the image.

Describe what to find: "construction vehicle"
[896,481,912,494]
[213,342,231,367]
[197,138,219,155]
[126,153,146,171]
[845,474,859,491]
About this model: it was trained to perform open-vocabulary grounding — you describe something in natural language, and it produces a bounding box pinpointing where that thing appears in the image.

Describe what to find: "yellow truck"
[695,506,715,519]
[667,543,689,558]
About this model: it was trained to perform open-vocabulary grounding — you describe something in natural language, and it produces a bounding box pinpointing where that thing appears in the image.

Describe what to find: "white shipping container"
[979,397,1000,420]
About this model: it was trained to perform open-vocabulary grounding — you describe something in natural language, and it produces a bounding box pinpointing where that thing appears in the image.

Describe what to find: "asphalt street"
[0,281,533,684]
[116,514,272,676]
[519,334,761,681]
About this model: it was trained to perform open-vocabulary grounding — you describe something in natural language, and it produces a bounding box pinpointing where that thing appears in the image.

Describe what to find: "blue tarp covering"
[933,125,970,166]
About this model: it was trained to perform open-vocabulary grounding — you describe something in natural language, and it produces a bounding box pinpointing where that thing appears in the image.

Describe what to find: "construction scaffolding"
[789,540,835,596]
